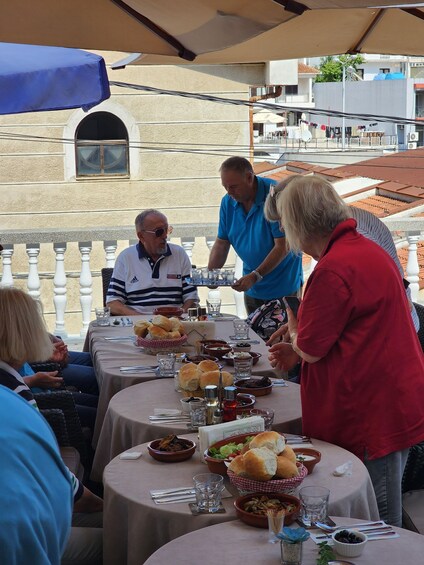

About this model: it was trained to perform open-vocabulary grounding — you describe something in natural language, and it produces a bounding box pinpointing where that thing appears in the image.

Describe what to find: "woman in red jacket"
[264,174,424,526]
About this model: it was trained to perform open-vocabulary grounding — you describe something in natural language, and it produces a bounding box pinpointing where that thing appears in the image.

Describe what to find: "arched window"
[75,112,129,177]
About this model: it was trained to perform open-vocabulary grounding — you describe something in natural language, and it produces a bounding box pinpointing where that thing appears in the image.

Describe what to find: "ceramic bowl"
[235,393,256,415]
[332,530,367,558]
[180,396,203,414]
[184,354,219,364]
[235,376,272,397]
[204,432,256,475]
[232,342,252,353]
[153,306,184,318]
[223,352,261,367]
[234,492,300,528]
[199,339,228,353]
[203,344,232,359]
[293,448,322,475]
[147,438,196,462]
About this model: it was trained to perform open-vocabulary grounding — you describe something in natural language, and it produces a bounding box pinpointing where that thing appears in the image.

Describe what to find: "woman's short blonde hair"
[265,174,350,253]
[0,287,53,367]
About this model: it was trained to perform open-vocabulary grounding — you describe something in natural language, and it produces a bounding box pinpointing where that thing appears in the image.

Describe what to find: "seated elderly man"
[106,209,198,314]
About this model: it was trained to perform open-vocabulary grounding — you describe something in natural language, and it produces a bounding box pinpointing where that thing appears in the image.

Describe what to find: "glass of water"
[95,307,110,326]
[299,486,330,527]
[156,353,176,377]
[193,473,224,513]
[233,319,250,340]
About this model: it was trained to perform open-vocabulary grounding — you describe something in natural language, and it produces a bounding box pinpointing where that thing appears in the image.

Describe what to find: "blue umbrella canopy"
[0,43,110,115]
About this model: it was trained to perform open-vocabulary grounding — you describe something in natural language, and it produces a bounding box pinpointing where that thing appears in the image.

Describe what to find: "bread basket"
[135,335,187,355]
[228,462,307,495]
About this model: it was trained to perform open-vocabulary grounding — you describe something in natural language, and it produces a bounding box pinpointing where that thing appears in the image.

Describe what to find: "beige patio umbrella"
[1,1,423,63]
[253,110,286,124]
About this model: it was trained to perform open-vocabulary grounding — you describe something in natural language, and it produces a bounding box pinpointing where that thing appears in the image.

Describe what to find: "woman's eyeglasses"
[142,226,173,238]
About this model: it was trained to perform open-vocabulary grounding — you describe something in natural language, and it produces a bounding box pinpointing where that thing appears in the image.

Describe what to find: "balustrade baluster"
[26,244,41,299]
[53,243,67,336]
[0,245,14,287]
[103,240,117,267]
[79,242,93,336]
[405,232,421,302]
[181,237,195,261]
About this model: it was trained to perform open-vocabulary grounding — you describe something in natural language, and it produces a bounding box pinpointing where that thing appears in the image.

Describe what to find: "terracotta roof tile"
[350,195,411,217]
[266,170,296,182]
[253,161,280,174]
[334,147,424,187]
[298,62,319,74]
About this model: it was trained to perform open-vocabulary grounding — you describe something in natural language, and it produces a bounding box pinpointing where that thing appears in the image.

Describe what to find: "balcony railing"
[1,221,423,336]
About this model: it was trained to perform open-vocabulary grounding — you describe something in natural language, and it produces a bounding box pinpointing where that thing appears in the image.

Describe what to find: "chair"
[402,440,424,533]
[101,267,113,307]
[412,302,424,352]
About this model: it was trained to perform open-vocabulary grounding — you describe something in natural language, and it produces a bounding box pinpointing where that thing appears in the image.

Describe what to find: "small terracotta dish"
[184,354,219,364]
[235,376,272,397]
[234,492,300,528]
[223,352,261,366]
[147,438,195,462]
[199,339,228,353]
[203,344,232,359]
[293,448,321,475]
[153,306,184,318]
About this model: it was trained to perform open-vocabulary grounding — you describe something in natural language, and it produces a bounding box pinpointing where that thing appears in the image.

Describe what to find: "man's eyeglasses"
[142,226,173,238]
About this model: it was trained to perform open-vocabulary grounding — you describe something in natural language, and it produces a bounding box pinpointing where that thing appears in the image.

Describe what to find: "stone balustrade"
[1,220,423,336]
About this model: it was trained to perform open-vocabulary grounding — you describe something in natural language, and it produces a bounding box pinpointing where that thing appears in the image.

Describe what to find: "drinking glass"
[299,486,330,527]
[95,306,110,326]
[191,268,202,284]
[190,404,207,429]
[193,473,224,513]
[156,353,176,377]
[233,319,250,339]
[233,355,253,379]
[206,298,222,317]
[280,540,303,565]
[250,408,275,431]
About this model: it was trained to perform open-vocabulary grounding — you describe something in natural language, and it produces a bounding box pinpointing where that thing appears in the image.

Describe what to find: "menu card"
[199,416,265,462]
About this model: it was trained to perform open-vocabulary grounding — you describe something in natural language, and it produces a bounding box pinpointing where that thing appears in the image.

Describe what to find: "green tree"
[315,54,364,83]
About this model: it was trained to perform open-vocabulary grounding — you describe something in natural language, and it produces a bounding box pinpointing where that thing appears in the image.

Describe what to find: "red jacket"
[298,219,424,460]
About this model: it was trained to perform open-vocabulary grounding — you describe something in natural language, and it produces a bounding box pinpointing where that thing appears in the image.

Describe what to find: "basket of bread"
[134,315,187,354]
[178,359,234,397]
[227,431,307,495]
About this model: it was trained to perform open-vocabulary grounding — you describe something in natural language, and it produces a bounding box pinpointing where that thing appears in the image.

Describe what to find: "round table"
[86,318,276,446]
[91,378,302,481]
[144,517,424,565]
[103,436,379,565]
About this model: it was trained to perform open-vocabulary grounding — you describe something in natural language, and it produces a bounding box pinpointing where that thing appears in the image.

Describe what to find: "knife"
[151,486,195,496]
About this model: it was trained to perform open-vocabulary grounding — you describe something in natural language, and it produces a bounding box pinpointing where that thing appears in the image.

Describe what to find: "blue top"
[217,176,303,300]
[0,385,72,564]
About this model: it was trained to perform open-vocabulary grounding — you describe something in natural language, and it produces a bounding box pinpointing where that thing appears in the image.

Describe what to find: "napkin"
[153,408,182,416]
[333,460,353,476]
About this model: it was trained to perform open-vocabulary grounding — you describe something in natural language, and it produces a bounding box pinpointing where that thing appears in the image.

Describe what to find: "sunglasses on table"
[141,226,173,238]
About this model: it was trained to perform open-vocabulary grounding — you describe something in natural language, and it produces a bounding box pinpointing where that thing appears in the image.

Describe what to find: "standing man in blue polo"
[208,157,303,314]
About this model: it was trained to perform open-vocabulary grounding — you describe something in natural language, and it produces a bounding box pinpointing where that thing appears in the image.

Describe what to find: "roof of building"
[298,62,319,75]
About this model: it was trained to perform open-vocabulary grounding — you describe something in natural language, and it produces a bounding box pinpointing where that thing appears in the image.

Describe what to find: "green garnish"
[317,541,336,565]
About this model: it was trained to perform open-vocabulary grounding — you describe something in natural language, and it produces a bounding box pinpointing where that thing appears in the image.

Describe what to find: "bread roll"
[280,445,296,464]
[275,456,299,479]
[249,431,285,455]
[148,325,169,339]
[199,370,233,389]
[228,454,247,476]
[167,330,181,340]
[133,320,151,338]
[178,363,201,391]
[198,359,219,373]
[151,314,172,332]
[169,317,184,335]
[243,447,277,481]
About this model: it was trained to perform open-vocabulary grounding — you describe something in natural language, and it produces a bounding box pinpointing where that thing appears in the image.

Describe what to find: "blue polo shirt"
[217,176,303,300]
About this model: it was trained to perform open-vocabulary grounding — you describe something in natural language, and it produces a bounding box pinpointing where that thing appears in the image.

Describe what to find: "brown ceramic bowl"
[235,376,272,397]
[234,492,300,528]
[153,306,184,318]
[203,344,232,359]
[204,432,256,475]
[199,339,228,353]
[184,354,219,364]
[232,342,252,353]
[222,351,262,366]
[293,448,321,475]
[147,438,196,463]
[235,393,256,416]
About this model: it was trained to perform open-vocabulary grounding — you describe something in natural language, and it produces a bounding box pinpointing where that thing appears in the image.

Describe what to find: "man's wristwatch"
[252,269,263,282]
